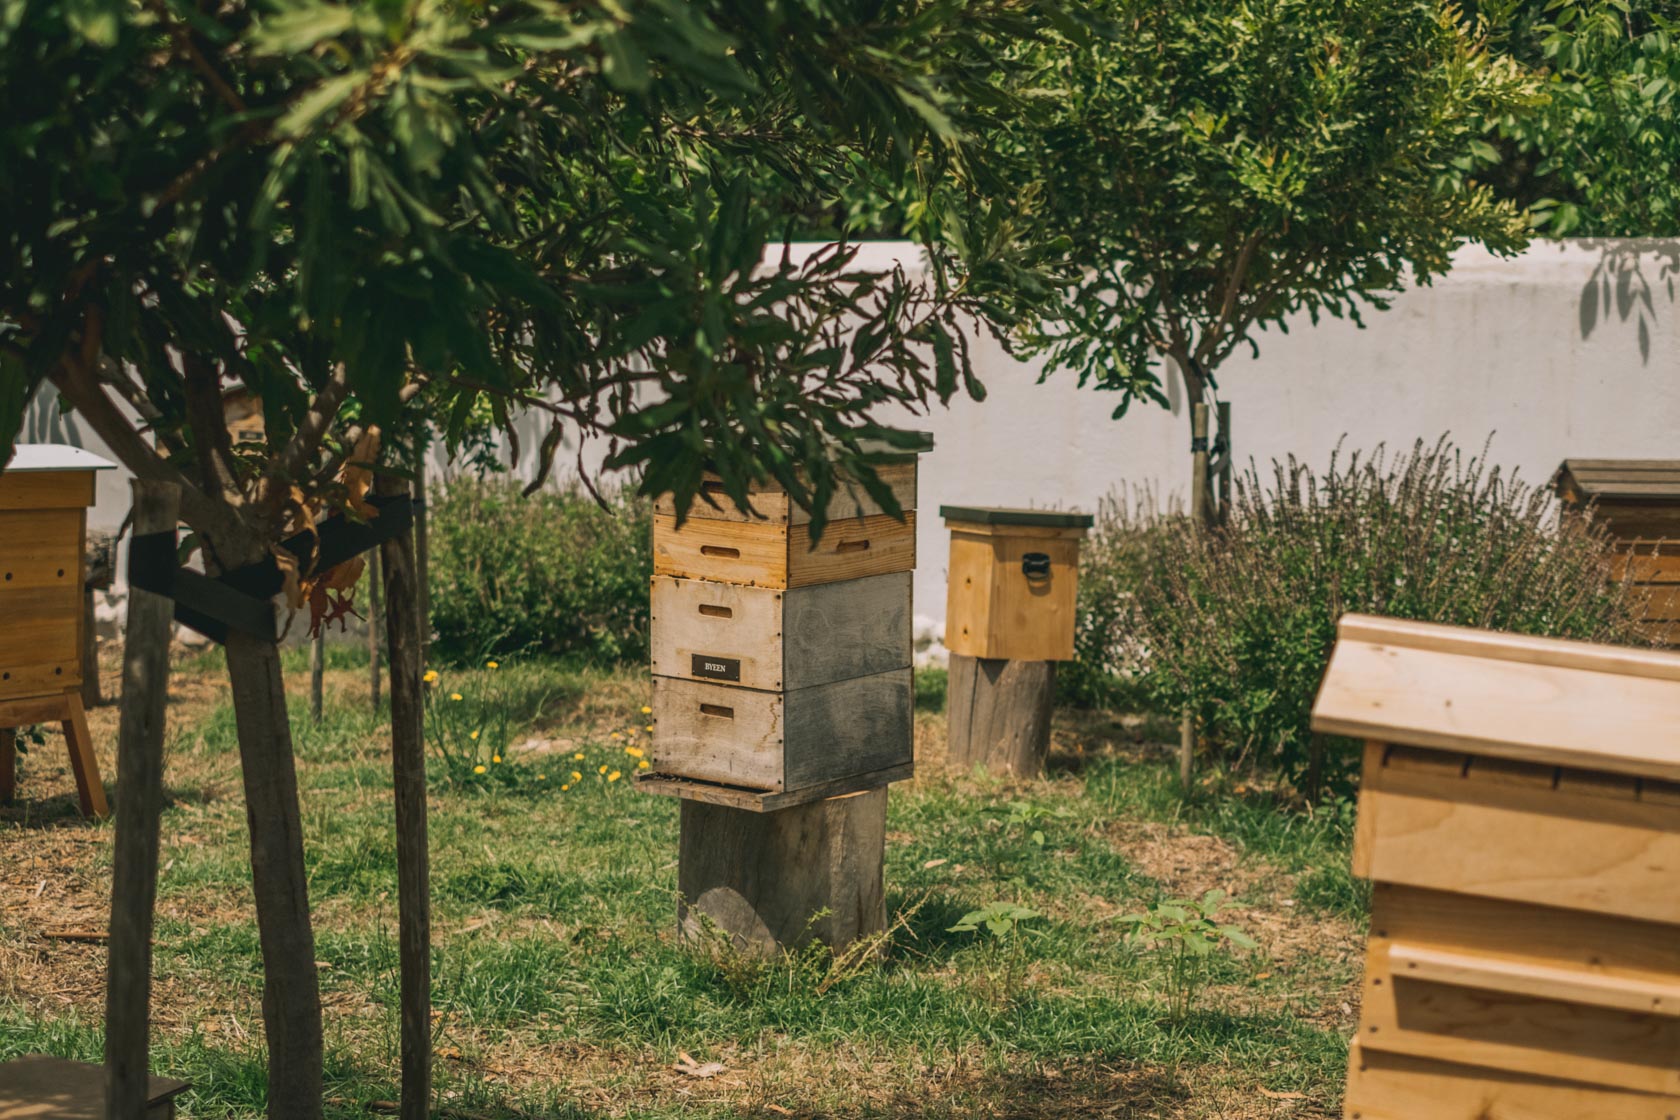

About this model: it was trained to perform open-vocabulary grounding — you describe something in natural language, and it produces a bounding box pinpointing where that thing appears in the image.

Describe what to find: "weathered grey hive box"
[941,506,1092,662]
[1554,458,1680,642]
[0,1055,189,1119]
[1311,613,1680,1120]
[642,447,927,811]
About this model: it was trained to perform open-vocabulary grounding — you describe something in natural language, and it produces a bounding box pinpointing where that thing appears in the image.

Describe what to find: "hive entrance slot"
[699,703,735,719]
[835,539,870,554]
[700,545,740,559]
[698,604,733,619]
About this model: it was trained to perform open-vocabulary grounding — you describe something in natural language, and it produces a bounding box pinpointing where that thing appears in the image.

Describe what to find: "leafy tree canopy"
[981,0,1536,422]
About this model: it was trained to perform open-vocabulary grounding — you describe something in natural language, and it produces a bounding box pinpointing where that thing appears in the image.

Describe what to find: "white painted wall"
[24,238,1680,635]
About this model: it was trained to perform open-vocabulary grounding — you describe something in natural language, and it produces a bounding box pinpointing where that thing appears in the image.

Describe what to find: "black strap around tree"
[127,493,419,645]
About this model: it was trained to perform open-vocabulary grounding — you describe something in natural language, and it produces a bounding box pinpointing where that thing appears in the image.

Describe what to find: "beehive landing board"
[650,572,911,693]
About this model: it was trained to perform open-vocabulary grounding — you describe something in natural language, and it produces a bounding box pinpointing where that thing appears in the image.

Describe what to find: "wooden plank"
[651,675,785,791]
[652,514,789,588]
[1464,754,1557,789]
[1632,585,1680,616]
[943,530,996,659]
[1357,767,1680,925]
[1556,767,1642,800]
[937,520,1090,540]
[981,535,1082,661]
[1609,553,1680,583]
[0,510,84,588]
[1331,613,1680,683]
[1642,779,1680,807]
[780,572,911,691]
[1361,952,1680,1094]
[62,692,107,819]
[1314,631,1680,782]
[785,512,915,589]
[1385,941,1680,1017]
[1370,884,1680,982]
[0,470,96,511]
[651,577,787,692]
[1386,745,1468,779]
[947,654,1056,777]
[0,586,82,697]
[782,668,913,790]
[655,461,917,527]
[0,1054,188,1119]
[0,693,74,727]
[1350,741,1387,879]
[1343,1041,1680,1120]
[677,788,887,955]
[636,762,913,811]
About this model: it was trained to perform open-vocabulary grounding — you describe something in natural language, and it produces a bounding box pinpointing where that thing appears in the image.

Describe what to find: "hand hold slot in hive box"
[1311,613,1680,1119]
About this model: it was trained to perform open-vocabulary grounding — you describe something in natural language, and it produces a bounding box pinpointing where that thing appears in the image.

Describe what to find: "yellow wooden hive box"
[1312,614,1680,1120]
[940,506,1092,663]
[1554,458,1680,643]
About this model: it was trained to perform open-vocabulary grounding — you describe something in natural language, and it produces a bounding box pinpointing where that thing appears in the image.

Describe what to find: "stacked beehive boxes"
[639,446,923,811]
[1554,459,1680,643]
[1311,614,1680,1120]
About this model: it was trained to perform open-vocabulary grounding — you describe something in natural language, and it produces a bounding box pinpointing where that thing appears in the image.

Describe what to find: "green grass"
[0,654,1363,1118]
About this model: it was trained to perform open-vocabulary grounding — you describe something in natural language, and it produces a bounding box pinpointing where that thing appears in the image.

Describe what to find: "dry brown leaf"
[1258,1088,1306,1100]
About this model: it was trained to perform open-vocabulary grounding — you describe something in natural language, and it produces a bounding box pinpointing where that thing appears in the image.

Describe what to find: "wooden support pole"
[309,633,324,725]
[678,789,887,957]
[377,474,431,1120]
[1181,401,1211,791]
[946,654,1056,777]
[0,728,14,805]
[1215,401,1232,526]
[367,552,382,711]
[105,479,180,1120]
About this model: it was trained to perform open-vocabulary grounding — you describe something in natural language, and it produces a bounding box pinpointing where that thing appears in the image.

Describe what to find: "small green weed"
[1121,890,1257,1022]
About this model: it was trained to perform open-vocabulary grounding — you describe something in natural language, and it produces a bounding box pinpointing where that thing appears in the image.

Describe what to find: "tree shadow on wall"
[1576,238,1680,365]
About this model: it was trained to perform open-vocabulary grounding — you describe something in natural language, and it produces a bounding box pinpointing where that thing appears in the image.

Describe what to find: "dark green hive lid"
[939,505,1094,529]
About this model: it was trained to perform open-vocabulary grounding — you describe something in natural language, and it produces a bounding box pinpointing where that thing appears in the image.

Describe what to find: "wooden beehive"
[941,507,1092,662]
[1554,459,1680,642]
[0,446,115,703]
[1311,614,1680,1120]
[0,1054,189,1119]
[641,450,926,810]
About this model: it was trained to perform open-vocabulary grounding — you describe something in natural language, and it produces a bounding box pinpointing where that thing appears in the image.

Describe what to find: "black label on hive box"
[692,654,741,682]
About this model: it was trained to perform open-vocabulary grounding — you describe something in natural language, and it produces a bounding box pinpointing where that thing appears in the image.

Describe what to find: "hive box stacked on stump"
[640,446,927,954]
[1554,459,1680,643]
[0,446,117,817]
[941,506,1091,777]
[1310,613,1680,1120]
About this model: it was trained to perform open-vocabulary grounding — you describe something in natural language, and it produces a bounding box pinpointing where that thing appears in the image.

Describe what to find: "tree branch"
[269,365,350,486]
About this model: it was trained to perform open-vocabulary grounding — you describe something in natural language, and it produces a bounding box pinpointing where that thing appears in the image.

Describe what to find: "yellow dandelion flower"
[645,725,654,733]
[598,764,608,774]
[637,760,650,770]
[486,660,499,669]
[469,730,479,741]
[450,693,463,702]
[625,746,644,759]
[610,732,622,740]
[640,705,652,715]
[573,752,585,761]
[492,755,502,764]
[607,770,622,782]
[561,784,570,792]
[571,771,582,782]
[423,670,439,684]
[472,765,487,775]
[538,774,547,781]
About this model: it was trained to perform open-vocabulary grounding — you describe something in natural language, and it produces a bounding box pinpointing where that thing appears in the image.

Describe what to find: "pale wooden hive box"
[1311,614,1680,1120]
[0,447,115,703]
[940,506,1092,662]
[643,451,925,811]
[1554,459,1680,643]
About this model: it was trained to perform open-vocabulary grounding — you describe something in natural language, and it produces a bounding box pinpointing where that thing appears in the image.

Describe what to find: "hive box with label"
[1311,614,1680,1120]
[641,449,924,811]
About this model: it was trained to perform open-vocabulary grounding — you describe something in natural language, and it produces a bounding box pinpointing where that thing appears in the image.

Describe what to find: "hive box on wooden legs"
[940,507,1091,662]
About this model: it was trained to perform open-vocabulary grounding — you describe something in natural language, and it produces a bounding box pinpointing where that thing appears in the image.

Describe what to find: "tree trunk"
[223,630,324,1120]
[367,553,382,711]
[378,477,431,1120]
[946,654,1056,777]
[105,480,179,1120]
[414,460,430,657]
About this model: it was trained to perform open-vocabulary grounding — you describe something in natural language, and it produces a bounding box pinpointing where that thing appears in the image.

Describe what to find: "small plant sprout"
[995,801,1074,847]
[948,902,1044,939]
[1120,890,1258,1021]
[948,901,1045,1001]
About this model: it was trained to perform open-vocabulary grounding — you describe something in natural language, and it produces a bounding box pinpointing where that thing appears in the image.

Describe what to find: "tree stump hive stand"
[0,1054,188,1119]
[941,506,1092,777]
[1554,459,1680,643]
[1311,613,1680,1120]
[0,445,117,818]
[639,441,928,955]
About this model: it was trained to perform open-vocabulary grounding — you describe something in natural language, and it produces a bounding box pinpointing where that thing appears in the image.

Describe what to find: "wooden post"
[105,480,180,1120]
[413,446,430,656]
[1215,401,1232,526]
[377,475,431,1120]
[308,633,324,724]
[678,789,886,956]
[1180,402,1211,791]
[0,728,13,805]
[367,553,381,711]
[946,655,1056,776]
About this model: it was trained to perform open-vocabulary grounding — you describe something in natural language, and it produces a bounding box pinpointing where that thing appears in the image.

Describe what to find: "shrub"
[1086,439,1654,789]
[428,477,652,666]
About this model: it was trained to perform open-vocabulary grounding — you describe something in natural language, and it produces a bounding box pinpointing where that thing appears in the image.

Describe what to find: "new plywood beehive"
[1554,459,1680,643]
[940,507,1092,662]
[1311,614,1680,1120]
[641,451,925,810]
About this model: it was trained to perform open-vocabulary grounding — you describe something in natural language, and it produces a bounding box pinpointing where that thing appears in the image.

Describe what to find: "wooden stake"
[946,654,1056,777]
[367,552,382,711]
[105,479,180,1120]
[1215,401,1232,526]
[377,474,431,1120]
[678,789,887,957]
[309,633,324,725]
[1181,401,1211,791]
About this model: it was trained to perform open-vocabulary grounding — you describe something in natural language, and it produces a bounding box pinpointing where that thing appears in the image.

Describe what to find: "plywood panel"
[782,668,912,789]
[1343,1041,1679,1120]
[652,676,784,791]
[785,512,915,589]
[1356,769,1680,924]
[0,470,96,511]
